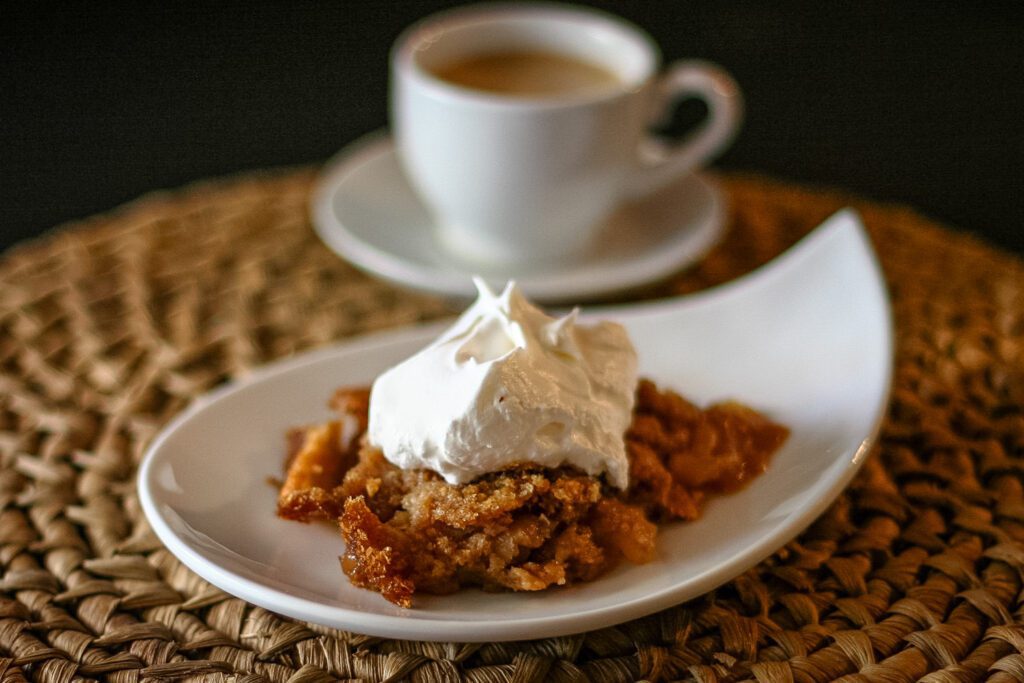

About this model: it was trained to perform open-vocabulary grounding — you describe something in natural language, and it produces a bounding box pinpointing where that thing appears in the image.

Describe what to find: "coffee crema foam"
[430,50,621,97]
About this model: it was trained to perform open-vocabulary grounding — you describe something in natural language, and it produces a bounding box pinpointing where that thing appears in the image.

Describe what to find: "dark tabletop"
[3,1,1021,255]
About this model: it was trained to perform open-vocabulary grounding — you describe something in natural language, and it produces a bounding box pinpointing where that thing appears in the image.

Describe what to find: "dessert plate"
[138,209,892,642]
[310,134,725,303]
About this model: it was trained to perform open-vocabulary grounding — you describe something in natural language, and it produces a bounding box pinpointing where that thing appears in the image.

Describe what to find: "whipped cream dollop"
[367,279,638,489]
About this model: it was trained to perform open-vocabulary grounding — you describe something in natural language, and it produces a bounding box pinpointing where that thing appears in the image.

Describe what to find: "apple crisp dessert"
[276,380,787,607]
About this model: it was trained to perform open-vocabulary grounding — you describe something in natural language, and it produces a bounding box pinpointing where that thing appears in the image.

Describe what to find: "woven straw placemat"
[0,169,1021,683]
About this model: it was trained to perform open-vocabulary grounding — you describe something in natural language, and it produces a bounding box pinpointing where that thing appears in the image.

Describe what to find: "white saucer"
[311,134,725,303]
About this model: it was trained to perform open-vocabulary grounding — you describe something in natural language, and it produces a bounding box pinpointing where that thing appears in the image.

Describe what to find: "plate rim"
[138,211,893,641]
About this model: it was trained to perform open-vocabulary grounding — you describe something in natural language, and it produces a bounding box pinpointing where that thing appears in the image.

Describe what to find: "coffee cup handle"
[624,60,742,199]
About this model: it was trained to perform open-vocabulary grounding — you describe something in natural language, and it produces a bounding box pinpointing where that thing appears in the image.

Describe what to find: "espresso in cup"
[431,50,621,97]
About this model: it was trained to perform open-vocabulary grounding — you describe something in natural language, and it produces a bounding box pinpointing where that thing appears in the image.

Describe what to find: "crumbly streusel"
[277,380,787,607]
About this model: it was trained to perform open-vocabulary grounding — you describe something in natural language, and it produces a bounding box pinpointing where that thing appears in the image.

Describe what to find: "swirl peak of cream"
[367,278,637,489]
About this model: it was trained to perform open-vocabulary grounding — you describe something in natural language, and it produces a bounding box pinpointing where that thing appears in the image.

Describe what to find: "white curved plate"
[310,134,725,303]
[138,209,892,642]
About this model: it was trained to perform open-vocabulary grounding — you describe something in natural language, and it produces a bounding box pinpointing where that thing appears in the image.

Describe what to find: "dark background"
[3,1,1022,255]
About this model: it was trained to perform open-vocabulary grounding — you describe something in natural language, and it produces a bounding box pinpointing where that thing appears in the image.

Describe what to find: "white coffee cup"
[391,4,741,265]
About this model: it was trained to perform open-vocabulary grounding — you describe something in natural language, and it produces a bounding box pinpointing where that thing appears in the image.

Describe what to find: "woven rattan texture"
[0,169,1021,683]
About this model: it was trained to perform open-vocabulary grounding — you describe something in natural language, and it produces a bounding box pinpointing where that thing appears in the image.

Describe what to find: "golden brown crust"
[338,454,612,598]
[625,379,789,517]
[276,387,371,521]
[339,496,416,607]
[277,379,788,606]
[590,498,658,565]
[276,421,348,521]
